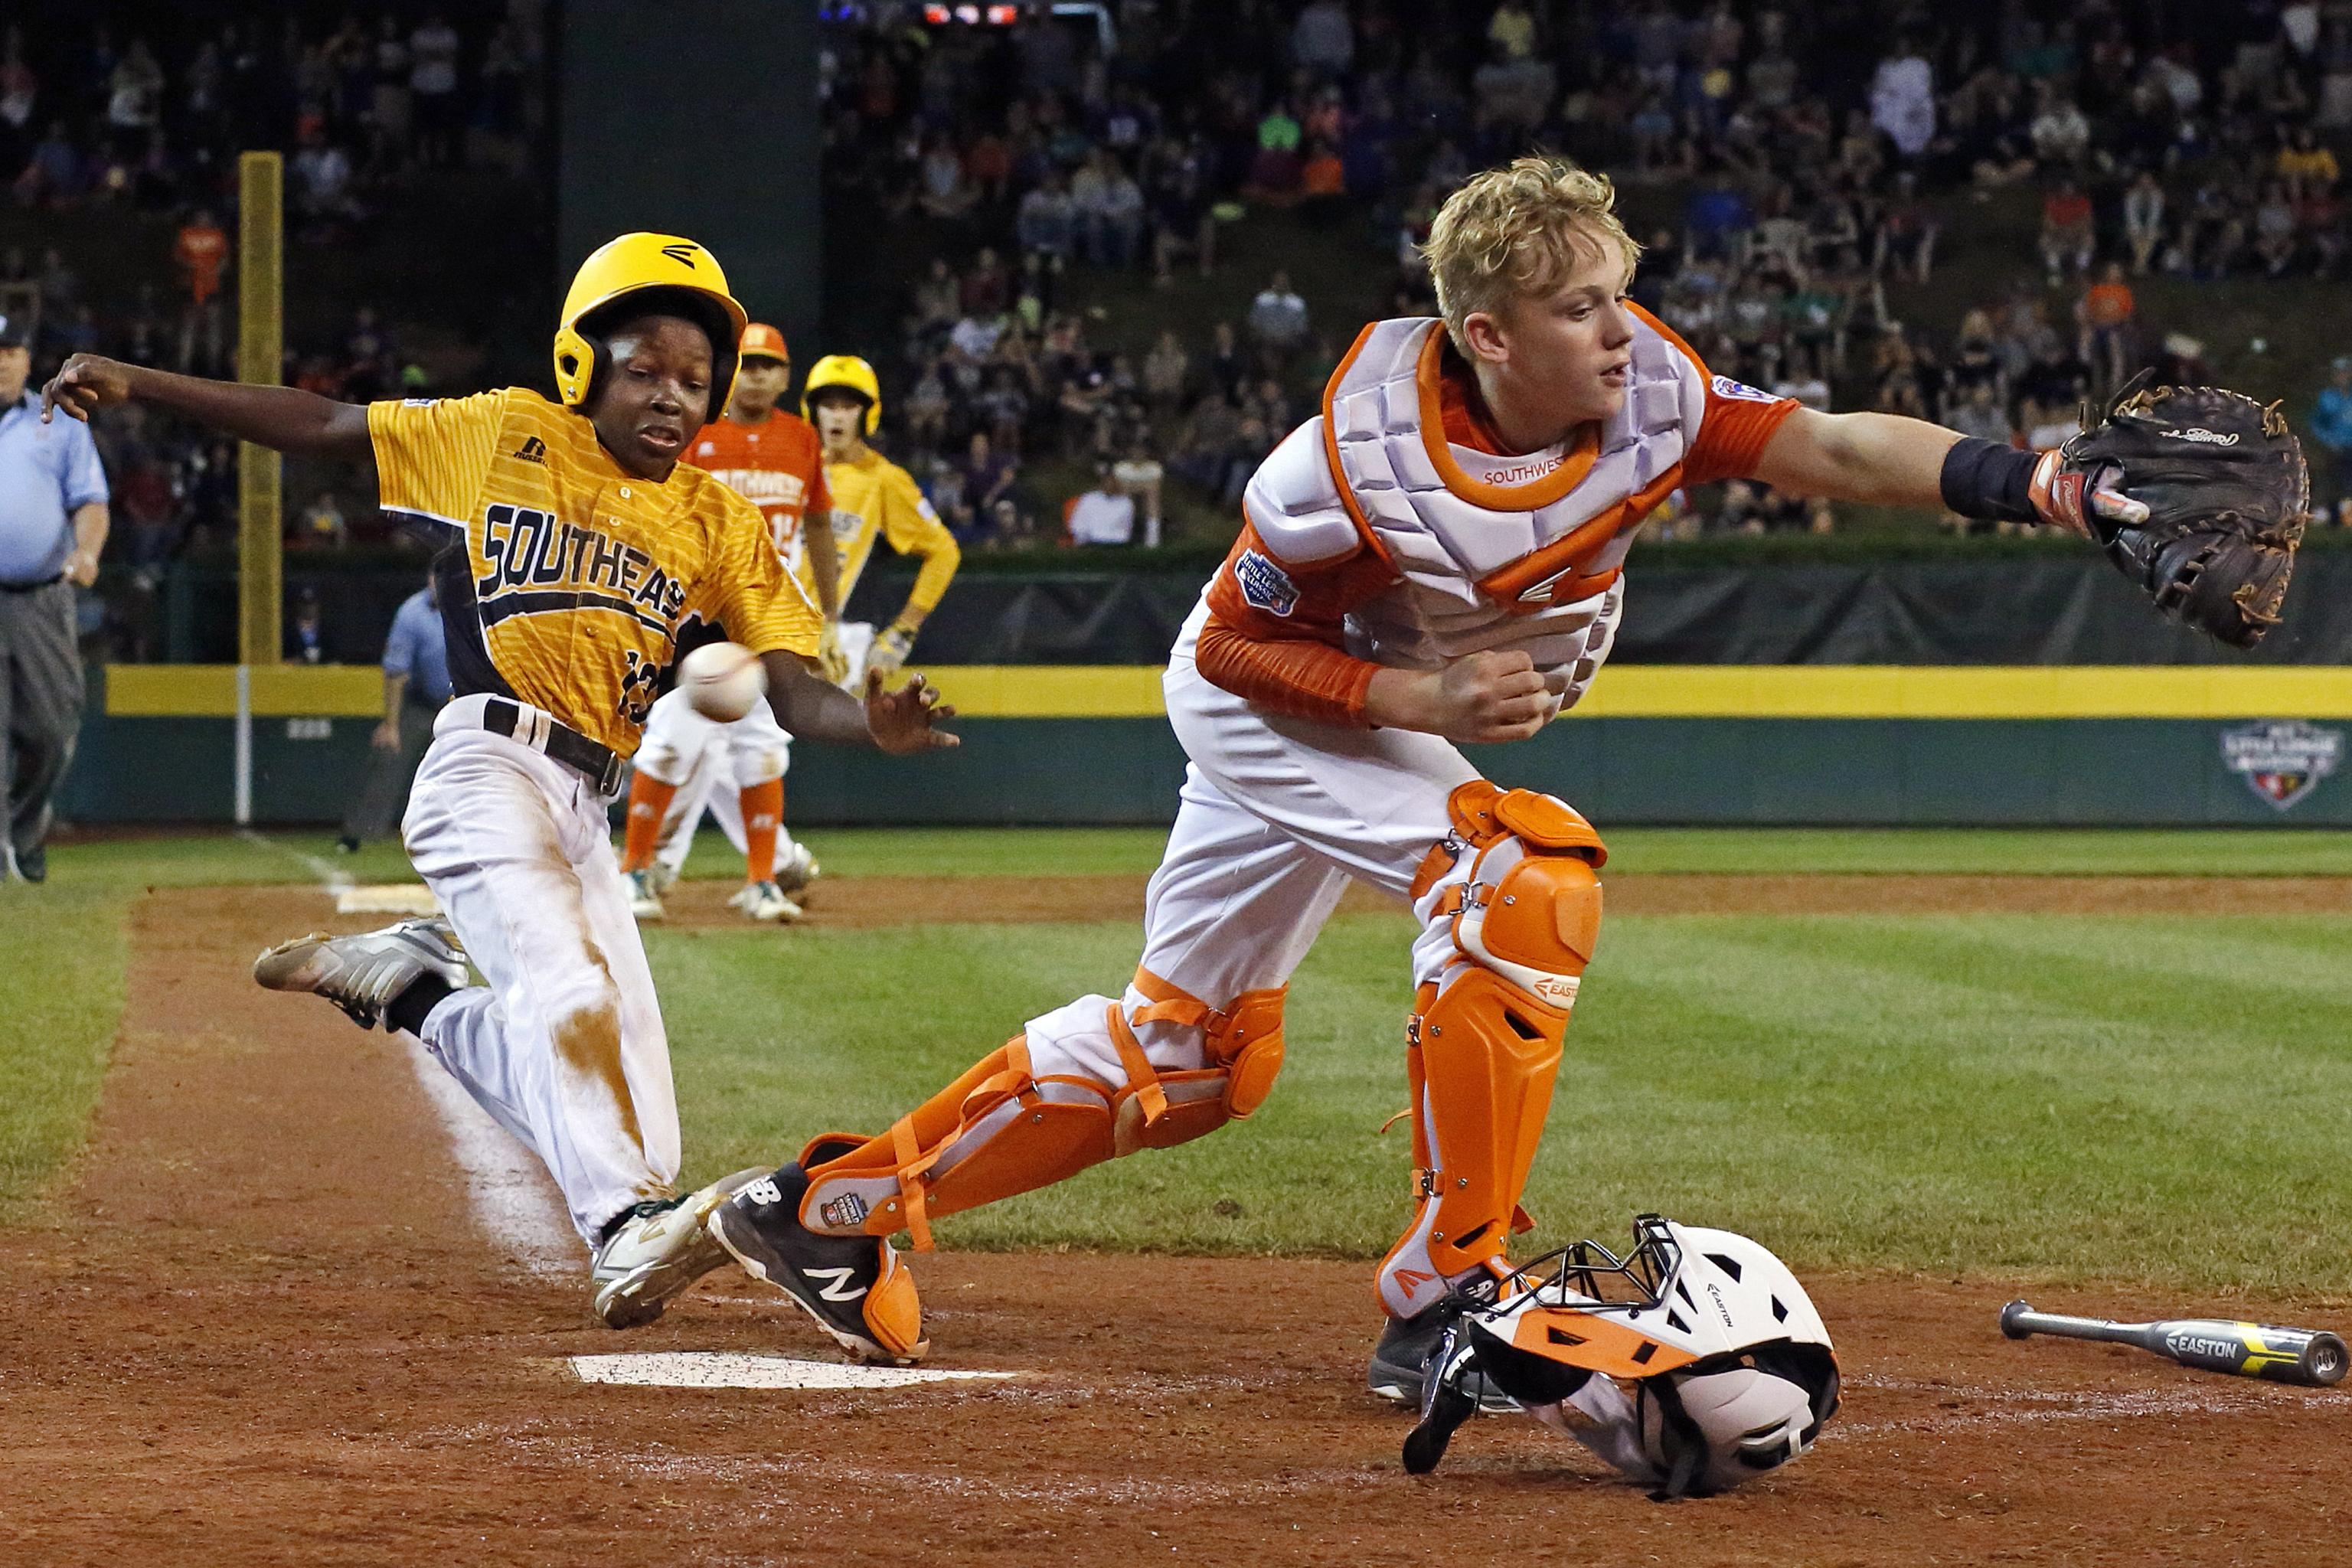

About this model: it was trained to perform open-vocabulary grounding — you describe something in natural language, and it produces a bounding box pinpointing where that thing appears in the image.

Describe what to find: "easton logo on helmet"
[661,243,701,267]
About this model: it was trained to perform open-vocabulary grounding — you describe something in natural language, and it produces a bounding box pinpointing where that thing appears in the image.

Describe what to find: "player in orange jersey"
[621,323,835,921]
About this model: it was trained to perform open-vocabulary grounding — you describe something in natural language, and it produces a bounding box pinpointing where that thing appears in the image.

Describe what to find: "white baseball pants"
[632,687,797,882]
[1000,629,1485,1259]
[403,699,680,1244]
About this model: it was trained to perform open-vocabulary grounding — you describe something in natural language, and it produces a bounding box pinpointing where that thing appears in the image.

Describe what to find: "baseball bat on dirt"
[2001,1300,2347,1387]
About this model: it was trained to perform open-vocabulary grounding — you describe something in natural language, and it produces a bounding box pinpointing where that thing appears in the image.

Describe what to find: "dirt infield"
[0,886,2343,1566]
[658,869,2352,927]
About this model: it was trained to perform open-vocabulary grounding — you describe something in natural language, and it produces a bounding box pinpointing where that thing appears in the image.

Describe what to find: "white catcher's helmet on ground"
[1403,1215,1839,1498]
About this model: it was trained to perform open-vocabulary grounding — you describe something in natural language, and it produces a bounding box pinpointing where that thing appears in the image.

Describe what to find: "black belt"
[481,697,624,795]
[0,574,63,593]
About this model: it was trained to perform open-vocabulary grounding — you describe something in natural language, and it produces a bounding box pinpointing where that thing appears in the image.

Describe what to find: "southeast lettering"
[472,504,691,638]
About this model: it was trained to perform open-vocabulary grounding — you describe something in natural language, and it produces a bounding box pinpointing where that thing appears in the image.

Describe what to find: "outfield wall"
[58,665,2352,828]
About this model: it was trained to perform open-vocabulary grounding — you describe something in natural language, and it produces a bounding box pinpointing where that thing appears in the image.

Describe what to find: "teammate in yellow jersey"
[42,234,950,1364]
[799,354,961,688]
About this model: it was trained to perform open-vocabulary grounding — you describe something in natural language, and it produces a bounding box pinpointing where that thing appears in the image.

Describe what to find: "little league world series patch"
[2222,719,2343,810]
[1236,549,1299,616]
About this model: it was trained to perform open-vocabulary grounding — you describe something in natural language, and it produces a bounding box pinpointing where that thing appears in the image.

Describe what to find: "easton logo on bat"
[2221,720,2343,810]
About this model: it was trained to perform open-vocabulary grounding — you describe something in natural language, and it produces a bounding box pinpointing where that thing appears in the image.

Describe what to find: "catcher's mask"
[1407,1215,1840,1498]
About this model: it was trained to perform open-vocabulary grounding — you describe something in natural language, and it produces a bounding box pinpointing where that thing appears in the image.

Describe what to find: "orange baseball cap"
[739,322,789,363]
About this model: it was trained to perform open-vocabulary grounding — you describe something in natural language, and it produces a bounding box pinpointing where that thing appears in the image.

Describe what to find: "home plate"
[336,884,440,916]
[568,1352,1020,1390]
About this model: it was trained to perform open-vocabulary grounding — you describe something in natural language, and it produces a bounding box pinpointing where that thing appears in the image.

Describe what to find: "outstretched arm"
[1752,404,2144,532]
[759,651,957,753]
[43,354,376,469]
[1749,407,1962,510]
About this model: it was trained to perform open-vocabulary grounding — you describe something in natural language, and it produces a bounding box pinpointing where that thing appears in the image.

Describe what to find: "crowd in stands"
[2,5,550,636]
[828,0,2352,540]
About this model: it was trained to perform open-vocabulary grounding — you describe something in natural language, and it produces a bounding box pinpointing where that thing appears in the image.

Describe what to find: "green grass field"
[6,828,2350,1295]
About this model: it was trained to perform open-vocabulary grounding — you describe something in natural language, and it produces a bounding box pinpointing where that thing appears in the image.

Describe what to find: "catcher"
[699,158,2305,1373]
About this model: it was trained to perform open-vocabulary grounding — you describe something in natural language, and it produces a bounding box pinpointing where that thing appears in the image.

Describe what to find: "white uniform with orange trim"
[792,313,1795,1322]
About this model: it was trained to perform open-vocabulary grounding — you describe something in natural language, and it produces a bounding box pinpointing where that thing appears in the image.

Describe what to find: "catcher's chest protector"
[1322,317,1705,707]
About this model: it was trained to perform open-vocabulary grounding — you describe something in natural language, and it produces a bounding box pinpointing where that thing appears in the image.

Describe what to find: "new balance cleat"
[727,880,804,923]
[590,1167,768,1328]
[253,917,468,1031]
[707,1162,926,1363]
[626,868,665,920]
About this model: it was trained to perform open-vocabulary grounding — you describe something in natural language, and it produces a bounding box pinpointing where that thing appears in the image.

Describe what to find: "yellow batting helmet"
[552,233,749,425]
[802,354,882,434]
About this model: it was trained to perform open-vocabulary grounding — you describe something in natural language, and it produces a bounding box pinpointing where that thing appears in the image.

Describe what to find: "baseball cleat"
[1367,1298,1519,1414]
[727,880,805,923]
[707,1161,926,1364]
[590,1166,769,1329]
[646,859,681,896]
[253,916,467,1031]
[626,868,665,920]
[773,841,820,897]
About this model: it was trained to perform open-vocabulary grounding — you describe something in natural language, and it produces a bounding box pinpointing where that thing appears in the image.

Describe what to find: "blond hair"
[1420,156,1642,351]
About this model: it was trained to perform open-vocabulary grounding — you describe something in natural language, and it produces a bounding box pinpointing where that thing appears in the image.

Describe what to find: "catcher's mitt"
[2034,371,2310,648]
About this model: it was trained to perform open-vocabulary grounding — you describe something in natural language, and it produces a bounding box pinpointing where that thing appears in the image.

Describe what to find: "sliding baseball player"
[43,234,955,1354]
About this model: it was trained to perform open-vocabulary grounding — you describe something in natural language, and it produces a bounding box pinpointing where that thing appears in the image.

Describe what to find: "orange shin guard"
[1384,783,1605,1305]
[801,973,1288,1250]
[619,773,678,872]
[740,776,782,884]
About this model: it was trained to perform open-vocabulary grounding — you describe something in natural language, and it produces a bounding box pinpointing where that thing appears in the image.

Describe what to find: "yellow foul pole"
[236,152,283,668]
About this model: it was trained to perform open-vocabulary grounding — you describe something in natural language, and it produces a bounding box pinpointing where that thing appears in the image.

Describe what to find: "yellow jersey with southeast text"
[369,388,822,755]
[813,445,961,613]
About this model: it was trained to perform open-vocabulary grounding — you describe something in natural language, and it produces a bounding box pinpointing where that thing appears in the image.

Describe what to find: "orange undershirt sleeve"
[1195,520,1395,727]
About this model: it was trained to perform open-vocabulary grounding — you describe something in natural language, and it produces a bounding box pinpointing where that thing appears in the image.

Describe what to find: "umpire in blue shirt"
[0,314,109,883]
[335,573,450,852]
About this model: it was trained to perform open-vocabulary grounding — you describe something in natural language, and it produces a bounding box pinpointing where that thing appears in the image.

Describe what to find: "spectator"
[2308,357,2352,497]
[335,574,449,854]
[1947,380,2013,446]
[1142,328,1188,413]
[1112,441,1165,547]
[284,586,327,664]
[299,488,348,548]
[2039,177,2095,283]
[1016,171,1077,266]
[961,430,1018,517]
[1291,0,1354,77]
[13,119,83,204]
[2076,262,2136,390]
[2122,170,2167,275]
[2028,83,2092,167]
[916,137,976,220]
[1488,0,1538,61]
[1869,36,1936,158]
[1246,270,1309,361]
[175,208,228,309]
[409,10,462,166]
[0,309,108,883]
[1064,462,1137,545]
[904,359,951,451]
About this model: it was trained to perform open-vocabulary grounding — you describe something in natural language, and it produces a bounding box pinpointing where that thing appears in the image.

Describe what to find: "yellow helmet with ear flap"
[551,233,749,425]
[802,354,883,435]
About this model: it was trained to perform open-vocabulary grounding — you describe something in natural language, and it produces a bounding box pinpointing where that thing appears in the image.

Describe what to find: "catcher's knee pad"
[1106,968,1286,1154]
[1383,782,1604,1314]
[798,972,1285,1250]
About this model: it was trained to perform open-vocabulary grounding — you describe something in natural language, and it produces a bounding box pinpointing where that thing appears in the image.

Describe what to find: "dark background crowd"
[10,1,2352,660]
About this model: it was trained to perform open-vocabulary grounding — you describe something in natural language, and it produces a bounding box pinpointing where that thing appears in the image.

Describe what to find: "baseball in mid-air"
[677,641,766,722]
